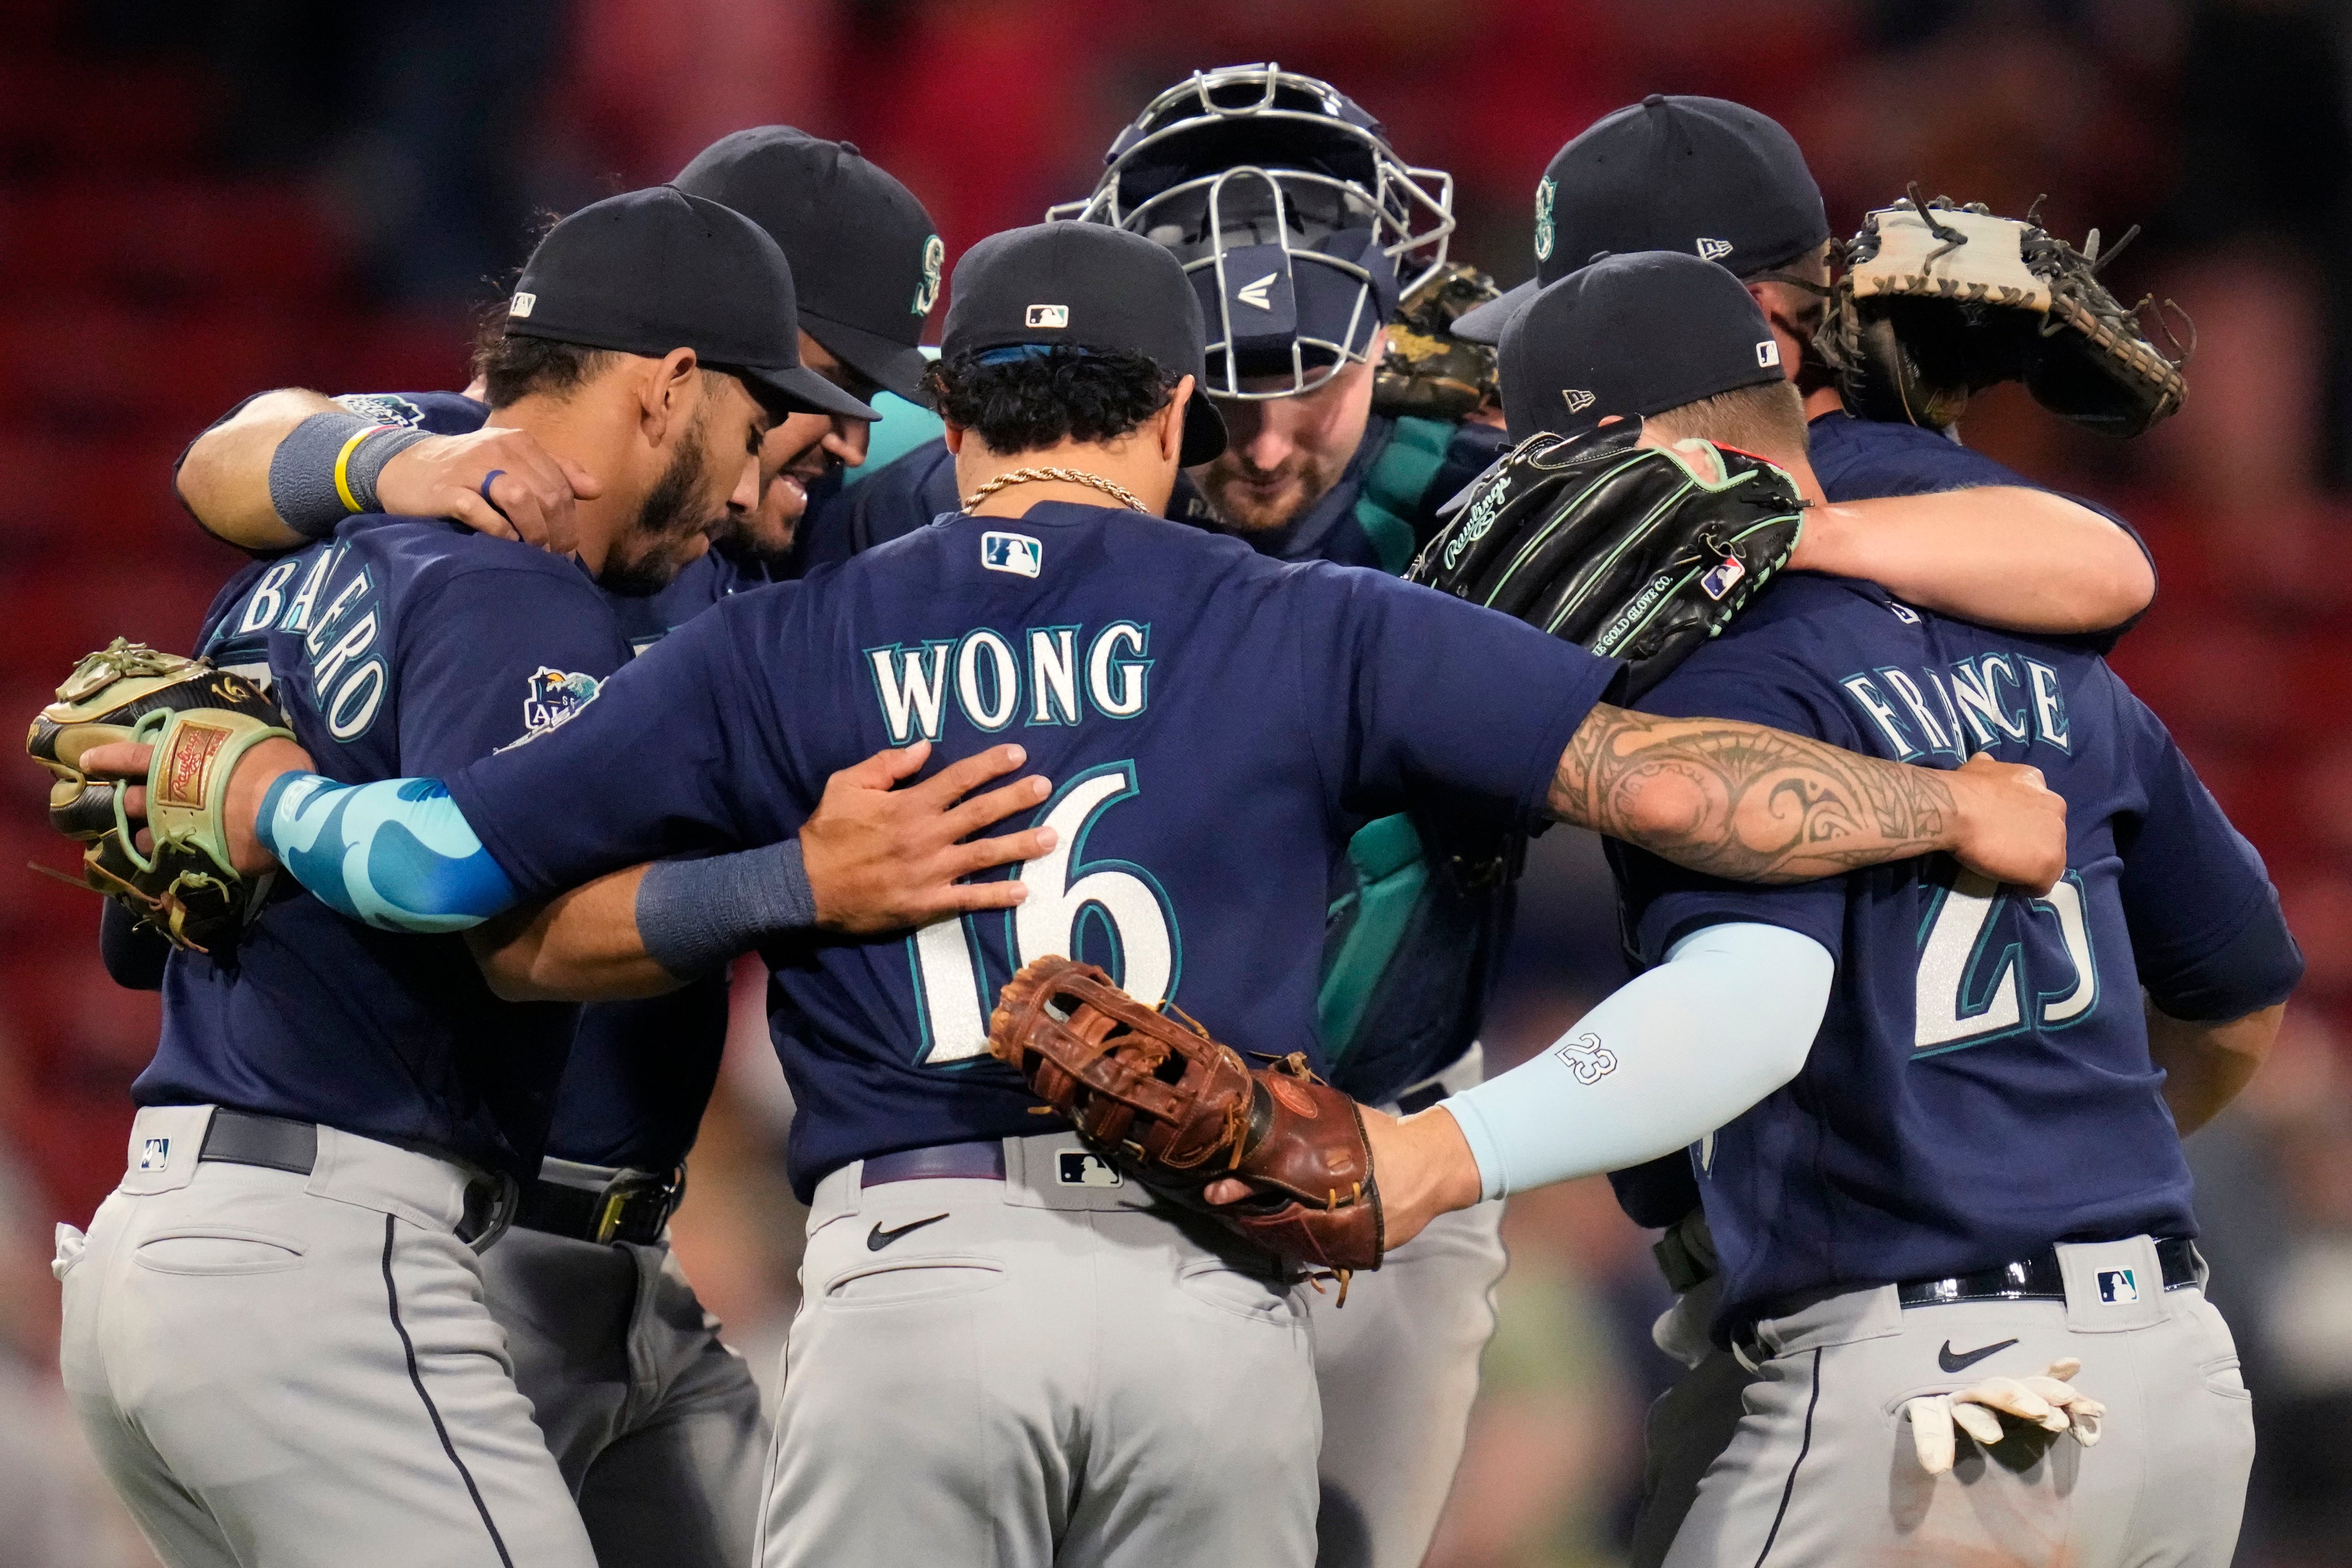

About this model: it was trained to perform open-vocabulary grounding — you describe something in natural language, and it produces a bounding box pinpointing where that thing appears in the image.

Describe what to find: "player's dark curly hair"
[470,299,617,408]
[923,345,1180,454]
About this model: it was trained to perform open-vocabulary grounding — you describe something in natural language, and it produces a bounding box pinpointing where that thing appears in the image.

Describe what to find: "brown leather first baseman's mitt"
[988,955,1383,1293]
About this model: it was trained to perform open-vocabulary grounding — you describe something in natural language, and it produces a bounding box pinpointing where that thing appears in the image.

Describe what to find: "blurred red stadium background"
[2,2,2347,1563]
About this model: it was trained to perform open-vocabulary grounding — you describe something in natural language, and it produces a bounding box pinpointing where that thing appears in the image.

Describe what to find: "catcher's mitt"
[27,638,294,951]
[1408,422,1805,701]
[1374,261,1504,421]
[1819,188,2188,437]
[988,955,1383,1292]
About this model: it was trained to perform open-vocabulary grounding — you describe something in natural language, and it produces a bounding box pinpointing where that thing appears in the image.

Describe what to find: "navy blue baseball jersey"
[313,391,774,1174]
[1605,572,2297,1334]
[1808,410,2152,652]
[444,501,1619,1198]
[143,518,633,1177]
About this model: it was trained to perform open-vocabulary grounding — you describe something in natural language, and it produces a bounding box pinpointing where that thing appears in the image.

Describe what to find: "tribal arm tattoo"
[1549,703,1957,884]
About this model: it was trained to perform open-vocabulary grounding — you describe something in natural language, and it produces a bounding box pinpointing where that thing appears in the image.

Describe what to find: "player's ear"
[639,347,702,446]
[1158,376,1194,464]
[941,421,966,456]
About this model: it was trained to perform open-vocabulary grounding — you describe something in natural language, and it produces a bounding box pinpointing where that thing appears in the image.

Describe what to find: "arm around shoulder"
[176,389,342,553]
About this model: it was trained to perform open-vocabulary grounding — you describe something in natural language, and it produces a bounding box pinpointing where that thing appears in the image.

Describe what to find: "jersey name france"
[146,517,633,1178]
[1607,573,2291,1330]
[447,501,1618,1198]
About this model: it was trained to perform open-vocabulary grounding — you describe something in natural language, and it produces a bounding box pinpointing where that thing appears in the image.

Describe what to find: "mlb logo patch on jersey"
[2098,1267,2138,1305]
[1057,1151,1122,1187]
[522,667,601,734]
[138,1138,170,1172]
[1700,553,1747,601]
[982,532,1042,578]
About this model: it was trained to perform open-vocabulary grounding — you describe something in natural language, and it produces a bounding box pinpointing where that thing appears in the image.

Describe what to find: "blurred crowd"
[3,1,2349,1564]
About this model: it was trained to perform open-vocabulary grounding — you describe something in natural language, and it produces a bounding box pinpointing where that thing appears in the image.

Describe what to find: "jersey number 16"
[908,761,1181,1066]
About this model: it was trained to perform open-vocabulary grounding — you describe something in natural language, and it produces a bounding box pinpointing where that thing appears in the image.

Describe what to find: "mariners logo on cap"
[1695,237,1734,263]
[913,235,946,318]
[1025,304,1070,329]
[1533,176,1558,263]
[1561,388,1596,414]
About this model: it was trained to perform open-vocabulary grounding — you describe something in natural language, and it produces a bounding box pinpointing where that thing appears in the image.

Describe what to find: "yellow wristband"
[331,425,392,513]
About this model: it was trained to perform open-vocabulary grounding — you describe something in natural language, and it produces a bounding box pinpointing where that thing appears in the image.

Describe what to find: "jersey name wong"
[866,621,1152,741]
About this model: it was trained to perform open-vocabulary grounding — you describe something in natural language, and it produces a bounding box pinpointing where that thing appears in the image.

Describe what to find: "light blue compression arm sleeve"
[1443,922,1835,1200]
[258,772,519,931]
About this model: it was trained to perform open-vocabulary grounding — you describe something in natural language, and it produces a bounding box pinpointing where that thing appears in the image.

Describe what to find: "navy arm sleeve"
[1292,566,1621,828]
[2115,700,2304,1020]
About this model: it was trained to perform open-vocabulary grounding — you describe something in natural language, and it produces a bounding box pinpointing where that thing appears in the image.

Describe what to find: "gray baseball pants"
[1656,1235,2253,1568]
[480,1215,765,1568]
[1308,1043,1508,1568]
[57,1106,595,1568]
[759,1130,1322,1568]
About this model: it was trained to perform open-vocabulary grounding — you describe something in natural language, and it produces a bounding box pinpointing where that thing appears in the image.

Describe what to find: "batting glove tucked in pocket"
[1902,1357,2107,1474]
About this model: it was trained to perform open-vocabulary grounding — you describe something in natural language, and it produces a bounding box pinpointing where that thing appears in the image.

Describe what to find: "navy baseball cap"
[941,223,1228,465]
[1498,251,1787,442]
[503,185,878,422]
[1456,95,1829,344]
[674,127,944,401]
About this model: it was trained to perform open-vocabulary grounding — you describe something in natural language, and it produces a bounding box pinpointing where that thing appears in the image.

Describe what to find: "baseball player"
[1364,252,2304,1566]
[47,187,899,1568]
[176,127,939,640]
[1454,95,2157,642]
[102,220,2069,1568]
[1454,94,2200,1566]
[145,132,941,1564]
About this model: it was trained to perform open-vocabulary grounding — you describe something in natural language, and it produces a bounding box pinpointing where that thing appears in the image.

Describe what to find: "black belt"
[860,1140,1006,1186]
[200,1107,319,1174]
[513,1167,685,1246]
[197,1108,514,1248]
[1895,1236,2201,1307]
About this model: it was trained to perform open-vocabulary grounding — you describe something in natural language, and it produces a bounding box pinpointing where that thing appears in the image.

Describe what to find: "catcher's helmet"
[1049,63,1454,400]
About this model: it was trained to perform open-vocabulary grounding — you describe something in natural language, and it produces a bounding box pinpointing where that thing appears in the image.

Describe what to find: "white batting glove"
[1903,1358,2107,1475]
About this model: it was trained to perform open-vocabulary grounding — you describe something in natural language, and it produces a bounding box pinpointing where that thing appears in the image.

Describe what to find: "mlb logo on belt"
[138,1138,169,1172]
[1057,1152,1122,1187]
[2098,1267,2138,1305]
[982,532,1042,578]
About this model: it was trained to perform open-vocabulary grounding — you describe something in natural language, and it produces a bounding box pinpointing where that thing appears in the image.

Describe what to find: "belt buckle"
[592,1166,684,1244]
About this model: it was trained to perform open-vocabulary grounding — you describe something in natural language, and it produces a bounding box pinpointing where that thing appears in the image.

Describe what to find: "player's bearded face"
[602,401,725,597]
[1193,344,1380,535]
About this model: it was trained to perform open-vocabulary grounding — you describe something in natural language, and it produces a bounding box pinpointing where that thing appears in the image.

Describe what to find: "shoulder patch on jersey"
[333,393,428,429]
[522,666,601,734]
[981,532,1042,577]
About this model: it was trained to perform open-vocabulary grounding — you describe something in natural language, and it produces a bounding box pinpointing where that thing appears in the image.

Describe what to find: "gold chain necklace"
[961,466,1151,515]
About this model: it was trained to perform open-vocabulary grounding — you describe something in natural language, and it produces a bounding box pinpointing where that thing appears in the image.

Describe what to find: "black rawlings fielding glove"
[1408,422,1805,700]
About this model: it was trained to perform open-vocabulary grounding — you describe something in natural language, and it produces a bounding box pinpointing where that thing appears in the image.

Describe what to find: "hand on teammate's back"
[1944,752,2068,892]
[378,427,602,554]
[801,741,1059,933]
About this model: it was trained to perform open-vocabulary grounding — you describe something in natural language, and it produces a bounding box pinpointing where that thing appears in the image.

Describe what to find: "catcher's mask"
[1049,63,1454,400]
